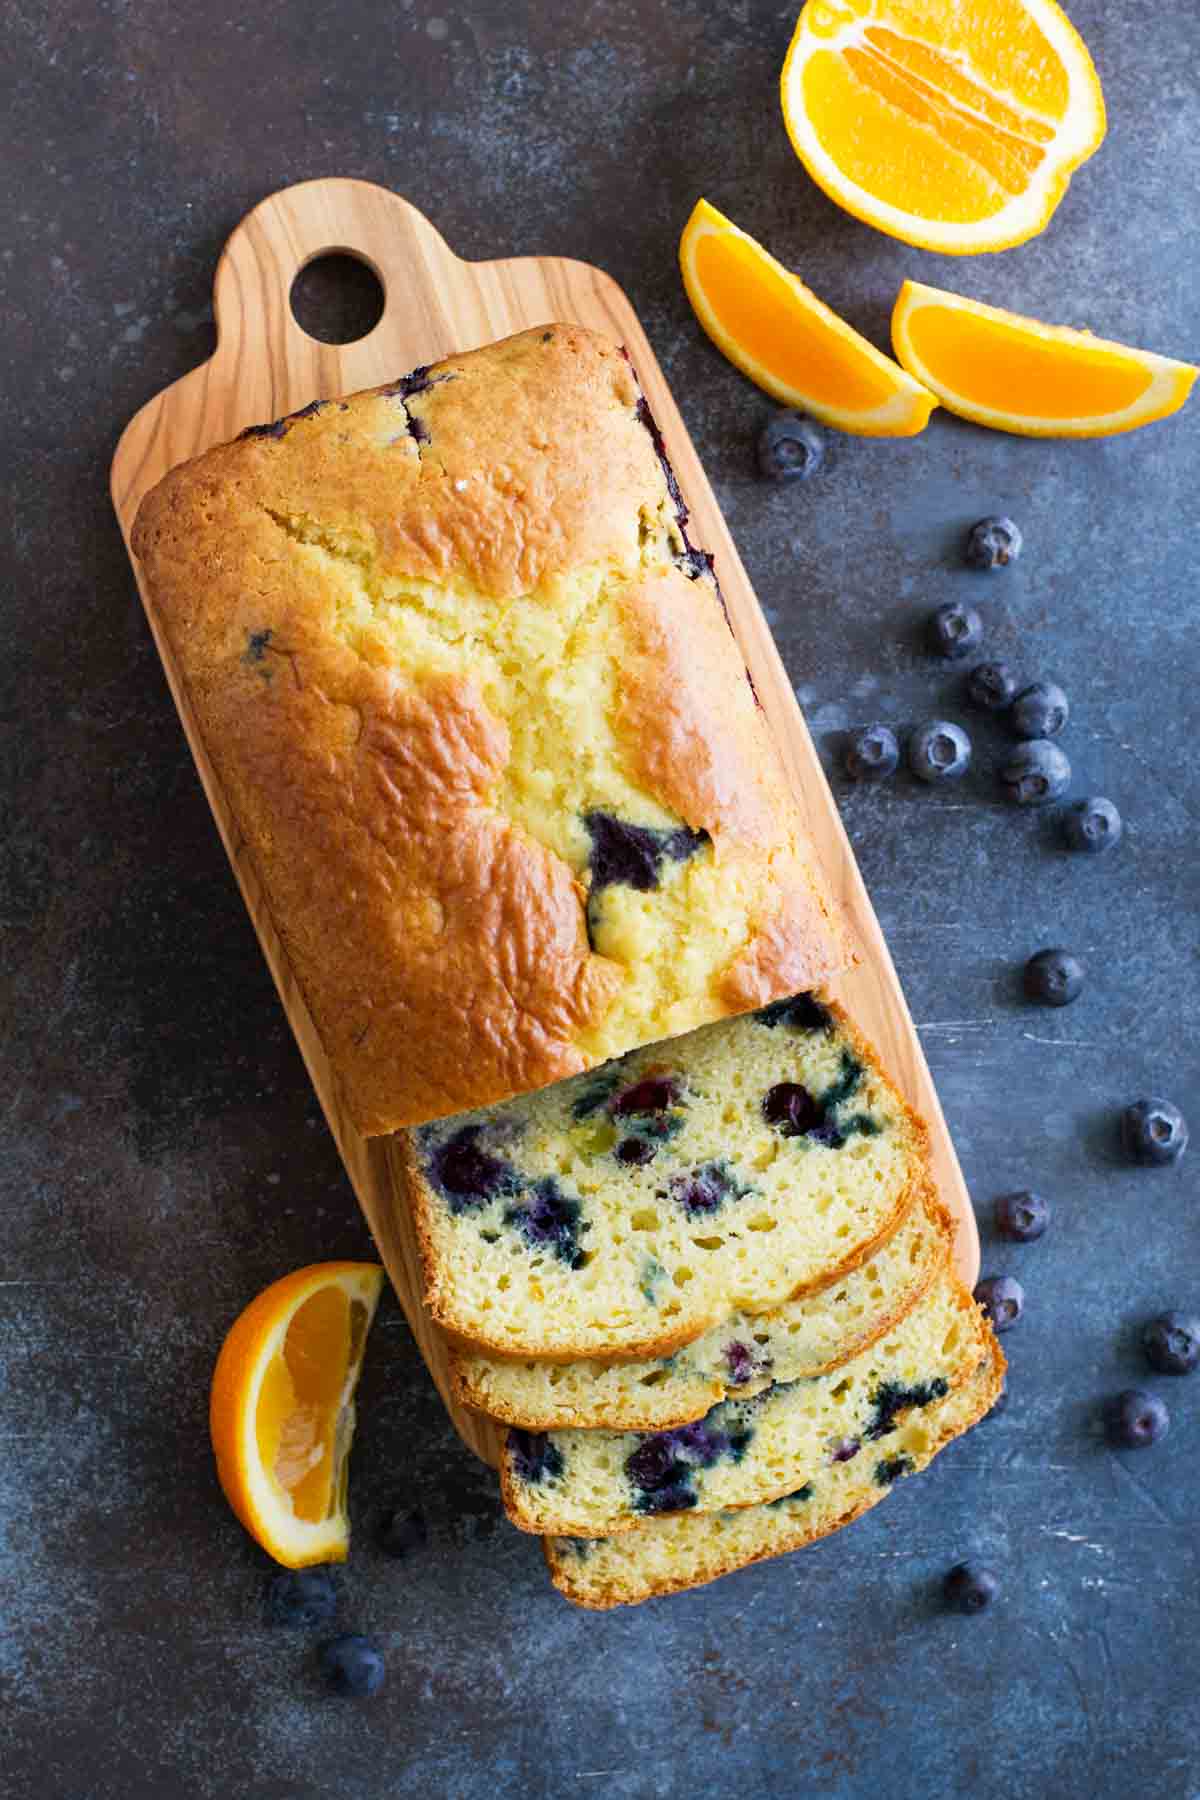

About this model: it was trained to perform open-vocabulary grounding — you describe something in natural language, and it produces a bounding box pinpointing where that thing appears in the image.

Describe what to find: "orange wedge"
[679,198,936,436]
[892,281,1198,437]
[210,1261,384,1566]
[781,0,1106,254]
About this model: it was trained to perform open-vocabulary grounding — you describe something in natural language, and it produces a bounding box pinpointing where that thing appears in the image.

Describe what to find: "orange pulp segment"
[892,280,1198,437]
[680,198,936,436]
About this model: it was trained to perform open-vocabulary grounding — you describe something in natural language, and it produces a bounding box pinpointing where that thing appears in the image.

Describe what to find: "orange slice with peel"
[781,0,1106,254]
[892,280,1198,438]
[679,198,936,437]
[210,1260,384,1566]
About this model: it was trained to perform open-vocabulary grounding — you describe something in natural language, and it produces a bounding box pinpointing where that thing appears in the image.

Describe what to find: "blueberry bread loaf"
[498,1266,989,1535]
[402,996,930,1359]
[131,326,851,1134]
[450,1185,952,1430]
[543,1335,1004,1607]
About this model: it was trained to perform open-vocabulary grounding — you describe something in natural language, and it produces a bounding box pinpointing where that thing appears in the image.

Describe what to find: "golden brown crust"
[448,1179,953,1431]
[543,1337,1005,1607]
[615,569,789,847]
[132,324,851,1133]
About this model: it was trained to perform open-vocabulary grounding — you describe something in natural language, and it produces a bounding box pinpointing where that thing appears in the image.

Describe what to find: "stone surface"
[2,2,1198,1795]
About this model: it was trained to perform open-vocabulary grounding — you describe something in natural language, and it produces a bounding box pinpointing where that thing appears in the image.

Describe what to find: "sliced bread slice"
[451,1185,952,1429]
[499,1267,991,1536]
[543,1336,1004,1607]
[401,997,930,1359]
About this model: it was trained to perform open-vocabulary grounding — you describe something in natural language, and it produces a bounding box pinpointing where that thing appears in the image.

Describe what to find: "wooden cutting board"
[110,177,979,1467]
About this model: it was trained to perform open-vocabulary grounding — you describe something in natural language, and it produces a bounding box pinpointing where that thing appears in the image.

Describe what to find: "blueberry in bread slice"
[402,996,930,1359]
[450,1184,953,1430]
[498,1267,990,1536]
[543,1333,1004,1608]
[132,325,851,1134]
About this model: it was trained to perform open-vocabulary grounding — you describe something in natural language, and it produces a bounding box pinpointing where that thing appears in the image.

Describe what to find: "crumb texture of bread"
[405,997,929,1358]
[131,326,850,1133]
[452,1186,952,1429]
[500,1268,988,1536]
[544,1337,1004,1608]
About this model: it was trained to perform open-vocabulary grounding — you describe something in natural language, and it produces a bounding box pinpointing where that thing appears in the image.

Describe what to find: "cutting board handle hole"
[290,252,386,345]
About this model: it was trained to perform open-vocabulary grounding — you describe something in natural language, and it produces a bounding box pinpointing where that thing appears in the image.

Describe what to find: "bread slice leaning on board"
[543,1333,1003,1607]
[402,996,931,1360]
[451,1184,953,1430]
[498,1267,993,1537]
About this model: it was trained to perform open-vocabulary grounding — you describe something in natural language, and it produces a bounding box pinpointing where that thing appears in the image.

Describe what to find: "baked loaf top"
[132,325,850,1133]
[544,1337,1004,1608]
[499,1266,989,1536]
[404,996,929,1359]
[450,1184,952,1430]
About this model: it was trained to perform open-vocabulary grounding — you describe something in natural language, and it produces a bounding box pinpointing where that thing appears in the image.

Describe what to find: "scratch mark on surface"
[1109,1454,1174,1524]
[916,1020,998,1033]
[1021,1033,1102,1049]
[1042,1529,1109,1554]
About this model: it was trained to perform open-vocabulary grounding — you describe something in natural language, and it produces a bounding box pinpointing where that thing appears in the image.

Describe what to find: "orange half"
[680,198,936,436]
[781,0,1106,254]
[210,1260,384,1566]
[892,280,1198,437]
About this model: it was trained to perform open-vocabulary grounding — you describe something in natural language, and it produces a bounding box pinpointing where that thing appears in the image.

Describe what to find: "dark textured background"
[3,2,1198,1795]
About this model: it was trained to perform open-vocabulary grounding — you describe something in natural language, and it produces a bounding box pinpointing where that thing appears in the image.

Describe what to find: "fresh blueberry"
[1011,681,1069,740]
[1104,1389,1170,1450]
[377,1508,428,1559]
[1023,947,1084,1007]
[1143,1312,1200,1376]
[944,1561,1000,1614]
[616,1135,656,1166]
[974,1275,1024,1332]
[762,1081,824,1136]
[829,1437,862,1463]
[318,1634,386,1698]
[998,739,1070,806]
[1064,797,1122,854]
[845,724,900,782]
[994,1190,1050,1243]
[964,516,1022,570]
[1121,1098,1189,1167]
[612,1076,679,1116]
[756,412,825,482]
[965,661,1017,712]
[909,720,972,783]
[264,1566,338,1630]
[928,602,983,661]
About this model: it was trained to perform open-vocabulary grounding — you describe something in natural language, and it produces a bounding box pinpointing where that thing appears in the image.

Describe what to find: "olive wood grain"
[110,177,979,1468]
